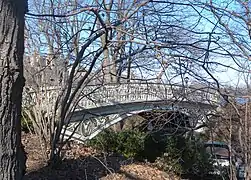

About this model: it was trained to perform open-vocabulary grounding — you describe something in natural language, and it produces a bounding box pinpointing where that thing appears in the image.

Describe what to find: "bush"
[155,136,216,178]
[140,132,169,162]
[89,130,216,178]
[88,129,146,158]
[180,139,215,177]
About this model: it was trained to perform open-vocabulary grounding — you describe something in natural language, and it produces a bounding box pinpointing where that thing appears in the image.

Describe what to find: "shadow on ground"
[24,154,131,180]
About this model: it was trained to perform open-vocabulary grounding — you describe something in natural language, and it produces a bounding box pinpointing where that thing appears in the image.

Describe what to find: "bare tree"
[22,0,247,168]
[198,1,251,178]
[24,0,155,166]
[0,0,27,179]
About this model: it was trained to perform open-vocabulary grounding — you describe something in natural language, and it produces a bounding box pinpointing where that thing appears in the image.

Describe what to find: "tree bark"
[0,0,27,179]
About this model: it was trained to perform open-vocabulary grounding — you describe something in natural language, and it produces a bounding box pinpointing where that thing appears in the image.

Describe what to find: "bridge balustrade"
[23,83,218,110]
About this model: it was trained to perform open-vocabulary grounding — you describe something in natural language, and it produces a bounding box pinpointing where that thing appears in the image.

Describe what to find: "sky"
[25,0,251,89]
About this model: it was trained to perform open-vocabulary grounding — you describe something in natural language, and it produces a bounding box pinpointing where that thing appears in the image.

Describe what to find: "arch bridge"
[63,83,218,142]
[24,83,219,142]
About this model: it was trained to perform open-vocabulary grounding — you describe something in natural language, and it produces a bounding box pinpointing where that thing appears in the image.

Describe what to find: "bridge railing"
[22,86,60,108]
[77,83,218,109]
[23,83,219,110]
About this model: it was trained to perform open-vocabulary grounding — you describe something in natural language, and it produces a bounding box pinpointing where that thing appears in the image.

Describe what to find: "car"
[204,141,231,177]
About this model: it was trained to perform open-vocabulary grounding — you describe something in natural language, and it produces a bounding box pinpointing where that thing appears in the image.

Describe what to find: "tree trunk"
[0,0,27,179]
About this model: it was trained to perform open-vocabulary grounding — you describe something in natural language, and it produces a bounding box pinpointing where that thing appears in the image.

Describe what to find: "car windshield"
[206,146,230,160]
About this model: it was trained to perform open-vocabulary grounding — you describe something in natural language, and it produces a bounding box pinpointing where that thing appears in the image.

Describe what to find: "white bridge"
[23,83,219,142]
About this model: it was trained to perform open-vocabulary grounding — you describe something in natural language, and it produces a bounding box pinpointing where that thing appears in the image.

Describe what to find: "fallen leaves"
[23,133,180,180]
[101,164,180,180]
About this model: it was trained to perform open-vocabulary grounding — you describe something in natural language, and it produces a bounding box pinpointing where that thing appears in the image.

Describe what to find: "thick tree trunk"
[0,0,27,179]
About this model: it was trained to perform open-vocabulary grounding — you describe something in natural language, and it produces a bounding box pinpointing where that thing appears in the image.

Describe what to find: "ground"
[22,133,180,180]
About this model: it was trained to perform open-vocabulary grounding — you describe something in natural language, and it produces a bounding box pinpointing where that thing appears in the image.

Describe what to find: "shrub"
[155,136,216,178]
[140,132,169,162]
[89,130,217,178]
[180,139,215,177]
[88,129,146,158]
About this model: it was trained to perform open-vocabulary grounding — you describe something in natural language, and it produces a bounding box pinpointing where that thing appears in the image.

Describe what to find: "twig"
[91,155,114,174]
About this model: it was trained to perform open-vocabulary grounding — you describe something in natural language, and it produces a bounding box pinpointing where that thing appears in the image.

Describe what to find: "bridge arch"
[63,101,213,143]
